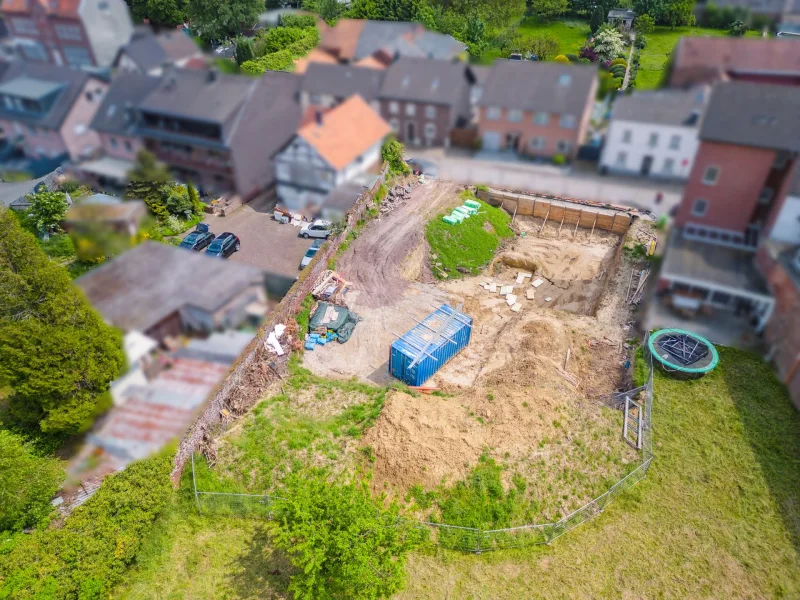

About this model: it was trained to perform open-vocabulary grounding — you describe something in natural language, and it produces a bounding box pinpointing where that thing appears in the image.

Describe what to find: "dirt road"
[337,180,461,308]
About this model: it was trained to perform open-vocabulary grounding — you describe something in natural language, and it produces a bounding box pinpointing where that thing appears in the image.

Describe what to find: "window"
[424,122,436,139]
[702,166,719,185]
[63,46,92,67]
[73,123,87,136]
[758,187,774,204]
[124,140,133,152]
[425,105,436,119]
[22,43,48,61]
[622,129,632,143]
[556,140,572,154]
[534,112,549,125]
[54,24,82,41]
[615,151,627,167]
[370,100,380,113]
[507,109,523,122]
[389,101,399,115]
[529,137,546,150]
[559,114,577,129]
[2,96,12,110]
[405,103,416,116]
[648,132,659,148]
[11,17,38,35]
[558,74,571,86]
[663,158,675,174]
[85,91,94,102]
[389,117,399,132]
[692,198,708,217]
[486,106,501,120]
[109,137,118,148]
[669,134,681,150]
[309,93,322,105]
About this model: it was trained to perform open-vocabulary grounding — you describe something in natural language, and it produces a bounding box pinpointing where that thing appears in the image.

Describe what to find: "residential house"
[607,8,636,29]
[0,61,107,166]
[76,71,160,187]
[600,86,708,180]
[114,29,205,76]
[477,61,598,160]
[63,193,146,235]
[313,19,466,66]
[77,240,267,342]
[378,57,474,148]
[274,94,391,215]
[756,168,800,408]
[655,81,800,340]
[134,68,302,200]
[668,37,800,89]
[1,0,133,68]
[0,165,62,208]
[299,62,384,111]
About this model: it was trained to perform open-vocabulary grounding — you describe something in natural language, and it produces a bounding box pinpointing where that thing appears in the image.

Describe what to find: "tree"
[514,32,559,60]
[728,19,747,36]
[634,13,655,33]
[129,0,188,26]
[662,0,694,28]
[26,191,69,234]
[633,0,665,22]
[188,0,261,41]
[414,0,437,29]
[590,5,605,33]
[528,0,568,20]
[0,430,64,532]
[349,0,378,18]
[269,473,426,600]
[234,35,254,65]
[0,210,125,434]
[318,0,345,21]
[592,24,624,61]
[127,150,172,204]
[381,138,410,174]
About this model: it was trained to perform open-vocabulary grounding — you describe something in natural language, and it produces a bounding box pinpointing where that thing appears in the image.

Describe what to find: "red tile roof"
[2,0,80,16]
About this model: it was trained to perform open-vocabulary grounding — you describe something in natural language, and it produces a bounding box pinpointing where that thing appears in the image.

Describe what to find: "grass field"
[426,193,513,279]
[636,26,762,89]
[110,346,800,599]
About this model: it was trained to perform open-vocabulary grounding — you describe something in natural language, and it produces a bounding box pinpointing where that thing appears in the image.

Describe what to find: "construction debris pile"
[380,184,413,217]
[304,269,360,350]
[312,270,350,306]
[626,266,650,305]
[479,270,552,313]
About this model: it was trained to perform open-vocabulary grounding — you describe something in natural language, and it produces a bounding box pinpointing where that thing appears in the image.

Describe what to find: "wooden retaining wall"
[476,188,634,236]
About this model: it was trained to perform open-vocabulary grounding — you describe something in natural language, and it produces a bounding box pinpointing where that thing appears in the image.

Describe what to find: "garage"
[482,131,501,151]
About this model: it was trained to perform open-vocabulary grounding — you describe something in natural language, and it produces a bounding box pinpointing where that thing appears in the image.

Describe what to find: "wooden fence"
[476,187,634,236]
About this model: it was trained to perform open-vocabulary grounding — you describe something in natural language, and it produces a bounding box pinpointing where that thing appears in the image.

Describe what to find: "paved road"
[408,149,683,217]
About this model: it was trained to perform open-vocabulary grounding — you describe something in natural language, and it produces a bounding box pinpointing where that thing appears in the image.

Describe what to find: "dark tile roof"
[379,57,471,107]
[300,63,385,102]
[478,61,597,115]
[76,241,265,333]
[230,71,303,196]
[117,30,201,73]
[611,86,709,127]
[138,67,253,128]
[90,72,161,136]
[699,81,800,152]
[354,21,418,59]
[0,61,94,129]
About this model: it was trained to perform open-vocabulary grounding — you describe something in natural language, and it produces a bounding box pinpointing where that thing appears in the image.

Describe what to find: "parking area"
[189,196,316,281]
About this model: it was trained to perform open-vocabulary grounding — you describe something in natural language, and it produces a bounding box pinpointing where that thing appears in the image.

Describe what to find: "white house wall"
[600,119,699,181]
[769,194,800,244]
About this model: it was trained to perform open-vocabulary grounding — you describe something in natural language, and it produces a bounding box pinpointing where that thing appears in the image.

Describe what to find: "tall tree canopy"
[188,0,262,41]
[128,0,188,26]
[0,210,125,434]
[0,430,64,532]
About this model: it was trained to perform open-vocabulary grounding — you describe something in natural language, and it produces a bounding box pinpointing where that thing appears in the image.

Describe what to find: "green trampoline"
[648,328,719,375]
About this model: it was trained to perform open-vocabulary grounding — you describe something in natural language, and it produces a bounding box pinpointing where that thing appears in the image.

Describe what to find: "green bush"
[635,34,647,49]
[278,13,317,28]
[554,54,570,62]
[610,57,627,67]
[0,454,173,599]
[381,138,409,175]
[553,153,566,165]
[565,53,579,61]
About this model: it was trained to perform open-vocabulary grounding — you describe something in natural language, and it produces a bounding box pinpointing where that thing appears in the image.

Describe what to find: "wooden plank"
[557,214,565,236]
[590,213,598,241]
[540,204,551,232]
[573,209,582,236]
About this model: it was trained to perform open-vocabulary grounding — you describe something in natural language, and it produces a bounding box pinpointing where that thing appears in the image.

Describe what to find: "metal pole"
[191,452,201,514]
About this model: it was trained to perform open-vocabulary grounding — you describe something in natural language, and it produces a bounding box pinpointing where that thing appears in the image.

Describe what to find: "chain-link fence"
[191,337,655,553]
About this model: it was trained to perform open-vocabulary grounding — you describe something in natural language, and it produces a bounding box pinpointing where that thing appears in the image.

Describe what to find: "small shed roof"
[608,8,636,18]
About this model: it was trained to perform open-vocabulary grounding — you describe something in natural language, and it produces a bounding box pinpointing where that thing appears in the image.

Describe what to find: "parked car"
[299,239,324,269]
[406,157,439,178]
[180,223,215,251]
[300,219,332,239]
[205,232,240,258]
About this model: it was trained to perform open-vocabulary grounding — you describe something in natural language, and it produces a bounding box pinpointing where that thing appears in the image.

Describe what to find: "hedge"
[0,454,173,600]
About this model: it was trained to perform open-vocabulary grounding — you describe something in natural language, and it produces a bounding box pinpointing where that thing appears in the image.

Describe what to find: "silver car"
[300,219,332,239]
[299,239,324,269]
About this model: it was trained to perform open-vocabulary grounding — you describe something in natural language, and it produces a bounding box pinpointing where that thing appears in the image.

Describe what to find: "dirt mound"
[363,391,485,490]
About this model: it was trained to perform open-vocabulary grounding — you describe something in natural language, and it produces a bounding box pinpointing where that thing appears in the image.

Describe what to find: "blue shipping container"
[390,304,472,386]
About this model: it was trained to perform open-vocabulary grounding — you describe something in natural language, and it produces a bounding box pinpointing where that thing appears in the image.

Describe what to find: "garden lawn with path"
[636,26,762,89]
[481,17,591,64]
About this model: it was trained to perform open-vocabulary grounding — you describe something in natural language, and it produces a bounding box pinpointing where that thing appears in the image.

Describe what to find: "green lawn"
[637,26,762,89]
[481,17,591,64]
[110,346,800,599]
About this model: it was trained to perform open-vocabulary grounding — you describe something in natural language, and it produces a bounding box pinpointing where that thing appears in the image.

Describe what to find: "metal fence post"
[191,453,201,514]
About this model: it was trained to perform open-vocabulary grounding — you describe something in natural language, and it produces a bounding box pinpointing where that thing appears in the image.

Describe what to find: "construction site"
[289,178,656,521]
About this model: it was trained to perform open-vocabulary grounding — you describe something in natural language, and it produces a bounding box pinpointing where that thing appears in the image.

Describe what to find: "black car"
[205,232,240,258]
[180,225,215,251]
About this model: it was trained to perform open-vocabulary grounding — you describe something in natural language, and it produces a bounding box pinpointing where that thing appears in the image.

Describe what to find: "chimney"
[315,110,323,126]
